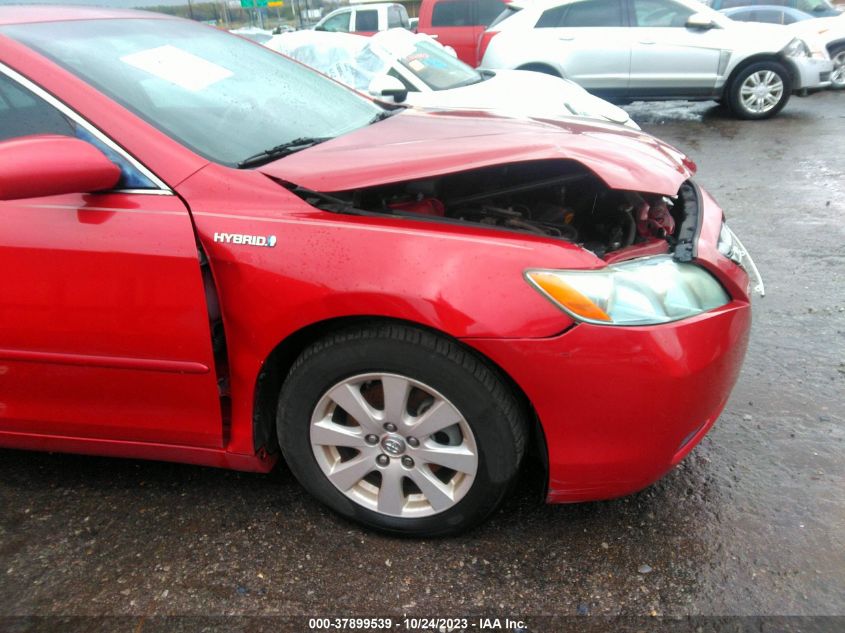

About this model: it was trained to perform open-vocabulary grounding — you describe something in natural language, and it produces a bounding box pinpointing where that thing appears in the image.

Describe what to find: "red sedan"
[0,7,761,536]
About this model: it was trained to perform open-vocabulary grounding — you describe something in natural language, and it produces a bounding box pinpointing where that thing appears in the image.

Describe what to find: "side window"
[321,12,351,32]
[537,6,566,27]
[0,75,75,139]
[754,9,787,22]
[477,0,508,25]
[720,0,751,7]
[632,0,695,27]
[387,7,406,29]
[431,0,473,26]
[562,0,625,27]
[355,9,379,31]
[728,9,755,20]
[0,73,154,189]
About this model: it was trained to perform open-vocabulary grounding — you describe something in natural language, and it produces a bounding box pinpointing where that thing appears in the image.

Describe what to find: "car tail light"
[476,31,499,66]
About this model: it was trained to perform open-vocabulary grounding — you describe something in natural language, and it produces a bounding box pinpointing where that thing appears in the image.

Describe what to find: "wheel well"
[722,54,793,98]
[827,39,845,55]
[516,63,562,77]
[252,316,548,495]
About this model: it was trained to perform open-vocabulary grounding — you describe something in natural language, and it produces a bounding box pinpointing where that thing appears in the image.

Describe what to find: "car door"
[319,11,352,33]
[424,0,481,65]
[0,70,223,448]
[534,0,632,90]
[628,0,723,93]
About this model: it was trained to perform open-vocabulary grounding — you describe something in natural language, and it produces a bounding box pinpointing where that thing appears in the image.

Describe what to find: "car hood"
[406,70,634,127]
[258,109,693,195]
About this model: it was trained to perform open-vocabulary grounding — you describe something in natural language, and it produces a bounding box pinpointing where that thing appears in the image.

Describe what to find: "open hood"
[257,109,694,196]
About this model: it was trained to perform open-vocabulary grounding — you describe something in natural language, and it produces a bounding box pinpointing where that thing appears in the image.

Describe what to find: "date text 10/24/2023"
[307,617,528,631]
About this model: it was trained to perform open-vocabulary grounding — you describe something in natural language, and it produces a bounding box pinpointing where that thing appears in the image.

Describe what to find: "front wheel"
[727,61,792,120]
[276,325,527,537]
[830,45,845,90]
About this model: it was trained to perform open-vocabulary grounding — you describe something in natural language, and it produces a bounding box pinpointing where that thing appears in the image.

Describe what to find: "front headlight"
[525,256,730,326]
[718,221,766,296]
[783,37,811,58]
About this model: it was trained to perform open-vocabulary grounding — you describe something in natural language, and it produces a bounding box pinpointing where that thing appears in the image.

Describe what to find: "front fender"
[178,164,589,453]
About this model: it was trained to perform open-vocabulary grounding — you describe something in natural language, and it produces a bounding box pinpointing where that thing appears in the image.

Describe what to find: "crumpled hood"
[258,109,694,196]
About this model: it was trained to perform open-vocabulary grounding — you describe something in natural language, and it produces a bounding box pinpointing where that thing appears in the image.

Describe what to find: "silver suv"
[479,0,833,118]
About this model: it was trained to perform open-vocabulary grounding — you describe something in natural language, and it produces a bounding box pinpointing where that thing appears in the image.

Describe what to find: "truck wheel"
[727,61,791,120]
[276,324,527,537]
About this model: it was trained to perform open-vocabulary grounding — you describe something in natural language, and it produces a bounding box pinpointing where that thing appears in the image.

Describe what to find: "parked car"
[417,0,509,65]
[314,2,410,35]
[479,0,833,119]
[0,6,760,536]
[721,6,845,87]
[228,26,275,44]
[706,0,841,17]
[266,28,639,127]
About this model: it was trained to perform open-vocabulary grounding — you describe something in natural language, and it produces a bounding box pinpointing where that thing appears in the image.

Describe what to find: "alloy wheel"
[309,373,478,518]
[739,70,784,114]
[832,51,845,89]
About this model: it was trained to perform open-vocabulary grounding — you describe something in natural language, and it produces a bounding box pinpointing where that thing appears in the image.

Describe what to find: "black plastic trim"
[672,180,702,263]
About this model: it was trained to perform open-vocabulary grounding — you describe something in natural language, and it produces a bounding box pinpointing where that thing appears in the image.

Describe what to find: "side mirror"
[686,13,717,29]
[367,74,408,103]
[0,135,121,201]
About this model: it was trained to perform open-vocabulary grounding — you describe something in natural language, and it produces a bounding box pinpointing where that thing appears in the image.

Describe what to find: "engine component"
[293,160,687,257]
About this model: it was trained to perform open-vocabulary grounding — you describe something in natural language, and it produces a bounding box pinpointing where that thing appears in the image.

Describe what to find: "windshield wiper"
[237,136,333,169]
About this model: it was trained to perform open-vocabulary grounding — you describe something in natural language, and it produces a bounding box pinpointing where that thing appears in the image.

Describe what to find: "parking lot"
[1,90,843,625]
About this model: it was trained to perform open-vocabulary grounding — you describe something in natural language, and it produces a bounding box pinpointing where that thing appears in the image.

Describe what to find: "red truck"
[417,0,508,66]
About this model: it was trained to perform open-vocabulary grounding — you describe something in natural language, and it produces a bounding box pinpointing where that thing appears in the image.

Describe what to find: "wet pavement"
[1,92,844,625]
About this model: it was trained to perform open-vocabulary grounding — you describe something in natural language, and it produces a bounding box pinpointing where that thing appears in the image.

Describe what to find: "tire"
[727,61,792,120]
[830,45,845,90]
[276,324,527,537]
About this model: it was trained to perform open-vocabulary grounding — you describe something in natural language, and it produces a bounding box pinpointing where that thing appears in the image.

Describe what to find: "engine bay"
[292,160,692,258]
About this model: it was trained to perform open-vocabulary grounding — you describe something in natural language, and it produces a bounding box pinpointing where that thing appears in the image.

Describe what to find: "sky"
[0,0,190,7]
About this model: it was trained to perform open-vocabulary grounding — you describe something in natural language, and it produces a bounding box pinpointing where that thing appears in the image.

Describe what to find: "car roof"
[0,6,171,27]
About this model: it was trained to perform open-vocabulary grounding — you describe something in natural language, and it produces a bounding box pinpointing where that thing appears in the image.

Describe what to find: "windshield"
[374,31,482,90]
[2,18,383,166]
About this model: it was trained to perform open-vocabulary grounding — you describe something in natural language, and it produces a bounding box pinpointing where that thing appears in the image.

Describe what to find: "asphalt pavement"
[1,92,843,630]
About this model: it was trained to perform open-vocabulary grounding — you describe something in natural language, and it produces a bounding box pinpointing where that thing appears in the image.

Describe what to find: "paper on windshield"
[120,45,233,92]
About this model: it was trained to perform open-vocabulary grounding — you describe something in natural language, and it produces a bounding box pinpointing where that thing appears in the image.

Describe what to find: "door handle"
[639,39,656,44]
[559,35,575,41]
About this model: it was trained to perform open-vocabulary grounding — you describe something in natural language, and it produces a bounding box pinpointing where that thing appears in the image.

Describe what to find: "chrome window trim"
[0,61,173,195]
[110,188,174,196]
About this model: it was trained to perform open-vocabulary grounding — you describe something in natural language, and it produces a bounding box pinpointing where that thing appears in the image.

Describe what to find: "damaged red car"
[0,8,762,536]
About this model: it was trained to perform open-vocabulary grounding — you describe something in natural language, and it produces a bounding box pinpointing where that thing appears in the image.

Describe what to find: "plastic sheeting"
[266,31,389,91]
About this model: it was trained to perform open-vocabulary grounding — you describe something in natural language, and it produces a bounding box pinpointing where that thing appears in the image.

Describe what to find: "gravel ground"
[1,92,843,630]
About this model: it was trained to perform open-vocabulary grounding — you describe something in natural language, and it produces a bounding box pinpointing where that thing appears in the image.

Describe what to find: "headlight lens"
[783,37,811,58]
[717,221,766,296]
[717,221,741,263]
[526,256,730,326]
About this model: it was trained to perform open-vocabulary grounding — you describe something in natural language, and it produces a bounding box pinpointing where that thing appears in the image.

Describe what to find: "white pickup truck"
[314,2,411,35]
